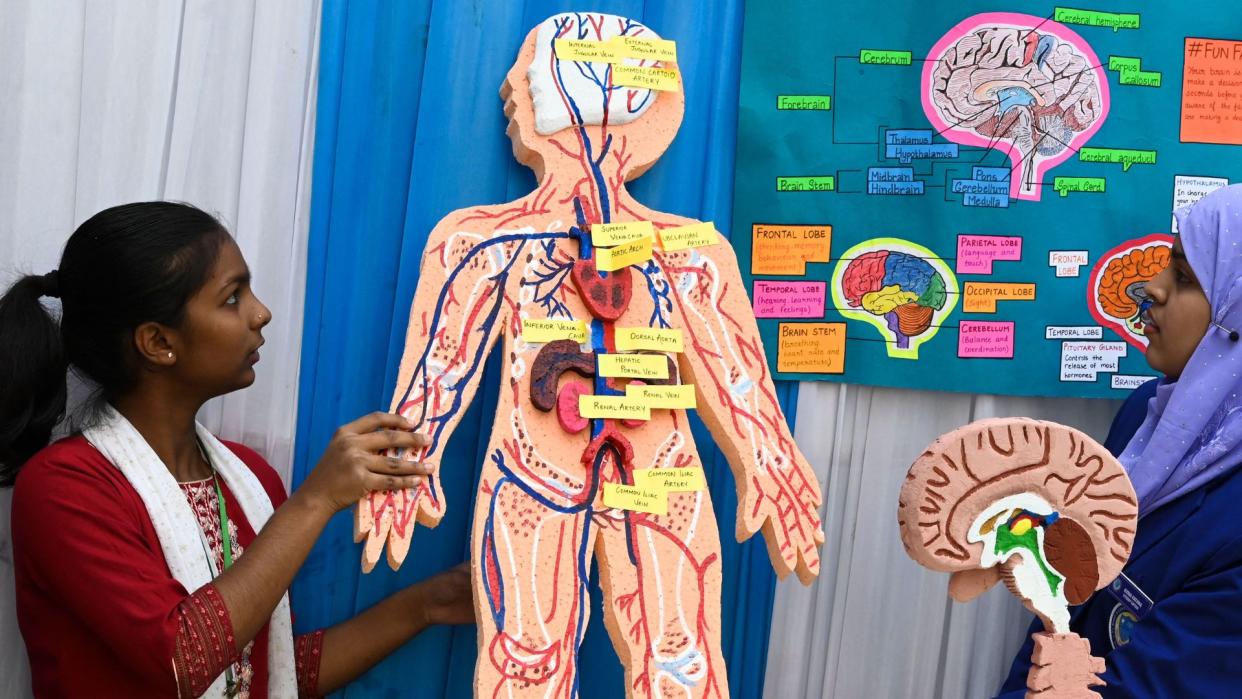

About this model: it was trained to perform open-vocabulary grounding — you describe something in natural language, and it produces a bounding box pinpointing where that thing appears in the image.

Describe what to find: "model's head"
[502,13,684,182]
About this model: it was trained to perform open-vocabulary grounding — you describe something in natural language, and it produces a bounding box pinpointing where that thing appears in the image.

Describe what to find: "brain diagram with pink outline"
[922,13,1110,201]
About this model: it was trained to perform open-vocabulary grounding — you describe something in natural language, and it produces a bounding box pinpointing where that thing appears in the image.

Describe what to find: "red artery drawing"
[353,13,824,698]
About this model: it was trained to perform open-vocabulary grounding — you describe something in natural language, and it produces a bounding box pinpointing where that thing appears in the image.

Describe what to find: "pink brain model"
[899,418,1138,697]
[923,13,1109,201]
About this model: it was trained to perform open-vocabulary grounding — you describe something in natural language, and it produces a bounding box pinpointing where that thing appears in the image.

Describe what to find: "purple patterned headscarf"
[1121,183,1242,515]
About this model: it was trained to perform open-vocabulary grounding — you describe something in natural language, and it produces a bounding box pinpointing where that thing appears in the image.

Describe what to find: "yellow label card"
[554,38,620,63]
[626,384,697,409]
[522,318,588,344]
[592,220,654,246]
[579,395,651,421]
[615,327,684,352]
[610,36,677,62]
[603,483,667,515]
[659,222,719,251]
[596,236,653,271]
[633,467,706,493]
[612,65,680,92]
[598,354,669,380]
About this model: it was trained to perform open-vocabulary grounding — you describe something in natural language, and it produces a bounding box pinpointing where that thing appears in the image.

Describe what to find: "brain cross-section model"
[923,13,1109,201]
[1089,234,1173,351]
[832,238,958,359]
[899,418,1137,697]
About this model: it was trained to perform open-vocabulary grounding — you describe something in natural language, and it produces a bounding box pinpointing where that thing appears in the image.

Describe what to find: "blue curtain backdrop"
[291,2,799,696]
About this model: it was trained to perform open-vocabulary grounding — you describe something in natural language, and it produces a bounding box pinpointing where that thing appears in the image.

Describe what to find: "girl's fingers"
[342,411,415,436]
[364,473,426,493]
[354,429,429,454]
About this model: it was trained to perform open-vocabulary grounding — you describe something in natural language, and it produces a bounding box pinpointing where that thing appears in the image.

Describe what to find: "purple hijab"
[1121,183,1242,515]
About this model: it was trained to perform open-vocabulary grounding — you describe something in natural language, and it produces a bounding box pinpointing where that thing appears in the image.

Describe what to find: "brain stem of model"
[899,419,1137,696]
[925,14,1109,201]
[351,12,824,698]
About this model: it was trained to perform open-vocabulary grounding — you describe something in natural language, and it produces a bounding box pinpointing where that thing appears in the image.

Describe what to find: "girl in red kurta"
[0,202,473,698]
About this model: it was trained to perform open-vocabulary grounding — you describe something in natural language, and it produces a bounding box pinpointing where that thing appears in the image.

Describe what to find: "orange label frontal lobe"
[752,224,832,274]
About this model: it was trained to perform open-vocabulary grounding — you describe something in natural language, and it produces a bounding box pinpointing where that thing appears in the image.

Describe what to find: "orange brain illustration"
[1097,245,1170,321]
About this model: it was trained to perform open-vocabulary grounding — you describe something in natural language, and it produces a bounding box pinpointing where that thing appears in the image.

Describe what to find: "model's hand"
[739,461,824,584]
[299,412,433,515]
[417,562,475,626]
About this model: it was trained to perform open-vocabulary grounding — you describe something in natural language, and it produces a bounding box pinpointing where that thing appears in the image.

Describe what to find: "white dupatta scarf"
[83,405,297,697]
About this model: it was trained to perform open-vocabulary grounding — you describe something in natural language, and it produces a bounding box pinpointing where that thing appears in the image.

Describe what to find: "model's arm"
[659,238,824,583]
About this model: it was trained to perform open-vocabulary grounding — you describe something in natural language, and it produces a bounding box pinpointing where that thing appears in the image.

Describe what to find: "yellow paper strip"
[610,36,677,62]
[592,220,654,246]
[615,327,684,352]
[598,354,669,380]
[522,318,588,344]
[579,395,651,421]
[659,222,719,251]
[612,65,680,92]
[626,384,697,409]
[554,38,620,63]
[633,467,706,493]
[596,236,653,271]
[602,483,667,515]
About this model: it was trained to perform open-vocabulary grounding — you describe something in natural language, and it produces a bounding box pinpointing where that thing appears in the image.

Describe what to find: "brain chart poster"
[732,1,1242,398]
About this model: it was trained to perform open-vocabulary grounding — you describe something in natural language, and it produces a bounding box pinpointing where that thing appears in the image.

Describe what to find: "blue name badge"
[1107,572,1154,620]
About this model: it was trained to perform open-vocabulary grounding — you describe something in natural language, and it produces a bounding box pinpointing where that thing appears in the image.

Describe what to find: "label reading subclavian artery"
[598,354,669,379]
[659,222,719,251]
[615,327,684,352]
[522,318,588,343]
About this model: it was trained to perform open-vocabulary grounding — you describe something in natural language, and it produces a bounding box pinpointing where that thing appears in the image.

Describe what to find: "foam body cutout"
[898,418,1138,697]
[354,12,824,698]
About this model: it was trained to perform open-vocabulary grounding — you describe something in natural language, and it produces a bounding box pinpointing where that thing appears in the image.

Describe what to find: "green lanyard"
[213,472,234,570]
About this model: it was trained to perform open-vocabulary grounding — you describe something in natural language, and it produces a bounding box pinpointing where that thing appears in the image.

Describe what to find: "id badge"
[1106,572,1154,620]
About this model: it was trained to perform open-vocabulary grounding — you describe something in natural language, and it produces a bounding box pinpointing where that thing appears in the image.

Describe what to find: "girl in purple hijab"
[1123,183,1242,512]
[998,183,1242,697]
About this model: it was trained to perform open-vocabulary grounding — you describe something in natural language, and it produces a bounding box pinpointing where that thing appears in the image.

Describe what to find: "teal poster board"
[731,1,1242,397]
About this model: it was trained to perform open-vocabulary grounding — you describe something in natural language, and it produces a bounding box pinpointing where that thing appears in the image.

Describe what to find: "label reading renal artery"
[615,327,684,352]
[598,354,669,379]
[603,483,667,515]
[579,395,651,421]
[633,467,706,492]
[522,318,588,343]
[612,66,680,91]
[596,237,653,271]
[626,384,696,409]
[593,221,654,246]
[659,222,719,251]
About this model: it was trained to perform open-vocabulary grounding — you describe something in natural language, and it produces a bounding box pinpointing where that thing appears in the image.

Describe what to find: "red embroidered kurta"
[11,435,323,697]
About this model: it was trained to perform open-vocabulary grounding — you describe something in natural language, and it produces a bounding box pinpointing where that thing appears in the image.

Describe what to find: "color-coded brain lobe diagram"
[831,238,958,359]
[923,13,1109,201]
[1088,234,1173,351]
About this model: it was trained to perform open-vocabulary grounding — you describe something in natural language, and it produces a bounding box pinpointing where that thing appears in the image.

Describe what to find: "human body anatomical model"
[355,13,824,698]
[899,418,1138,697]
[923,13,1109,201]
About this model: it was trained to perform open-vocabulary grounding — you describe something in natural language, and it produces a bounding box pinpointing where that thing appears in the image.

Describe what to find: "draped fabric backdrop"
[289,1,789,697]
[0,2,321,696]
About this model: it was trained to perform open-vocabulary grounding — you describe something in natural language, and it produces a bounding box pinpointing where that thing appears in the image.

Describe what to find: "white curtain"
[0,2,320,695]
[765,384,1120,699]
